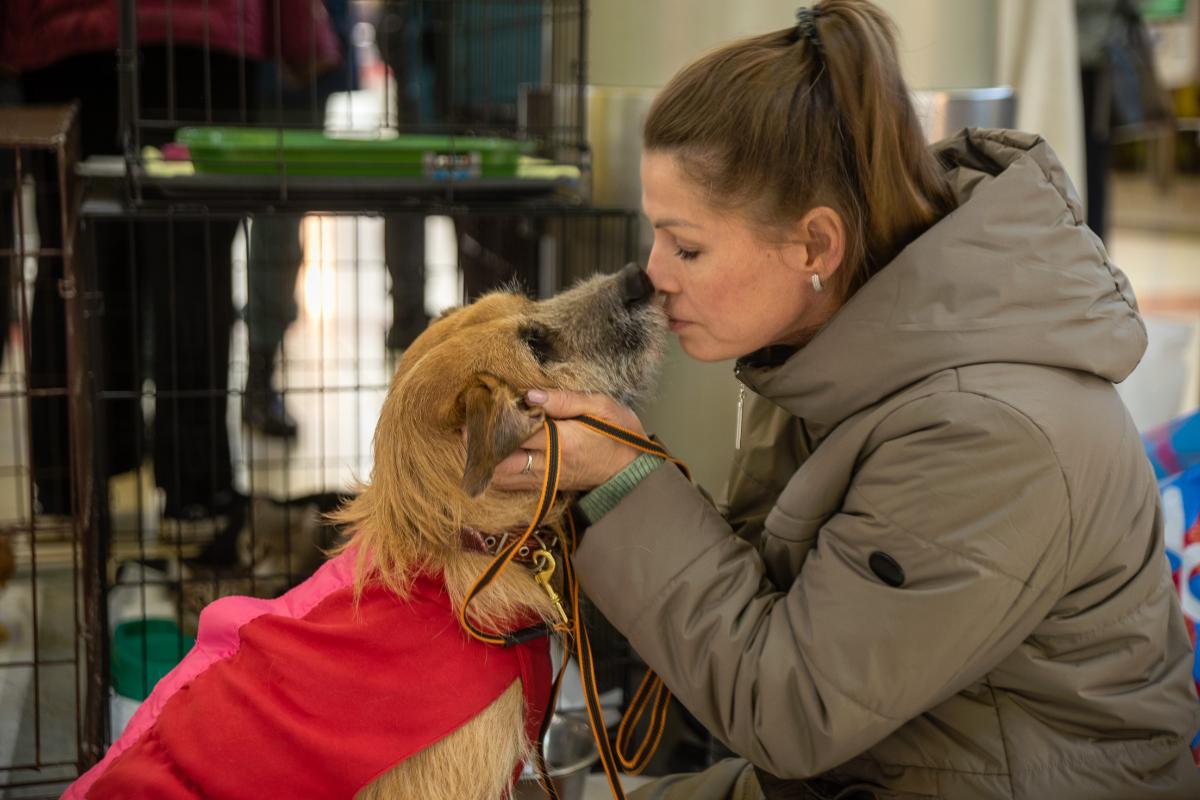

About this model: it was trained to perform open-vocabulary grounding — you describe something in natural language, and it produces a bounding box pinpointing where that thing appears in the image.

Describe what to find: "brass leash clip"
[532,550,570,626]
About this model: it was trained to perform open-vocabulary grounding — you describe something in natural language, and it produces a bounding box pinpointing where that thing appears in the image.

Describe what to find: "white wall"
[588,0,998,90]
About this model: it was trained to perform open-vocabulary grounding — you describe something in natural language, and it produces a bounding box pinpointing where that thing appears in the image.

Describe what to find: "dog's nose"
[619,263,655,306]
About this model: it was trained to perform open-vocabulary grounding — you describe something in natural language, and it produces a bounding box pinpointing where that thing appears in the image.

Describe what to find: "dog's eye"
[520,324,556,365]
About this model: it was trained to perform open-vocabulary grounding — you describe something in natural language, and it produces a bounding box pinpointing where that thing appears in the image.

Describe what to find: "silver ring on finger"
[521,450,534,475]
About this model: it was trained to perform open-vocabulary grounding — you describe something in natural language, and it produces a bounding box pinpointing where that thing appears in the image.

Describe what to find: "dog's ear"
[460,374,545,497]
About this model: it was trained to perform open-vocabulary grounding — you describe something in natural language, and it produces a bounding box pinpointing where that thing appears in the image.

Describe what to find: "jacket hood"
[738,128,1147,428]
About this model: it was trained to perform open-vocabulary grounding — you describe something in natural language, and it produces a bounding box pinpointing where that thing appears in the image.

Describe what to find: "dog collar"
[460,526,559,565]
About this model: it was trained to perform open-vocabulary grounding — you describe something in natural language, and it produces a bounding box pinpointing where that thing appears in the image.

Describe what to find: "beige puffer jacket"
[574,129,1200,799]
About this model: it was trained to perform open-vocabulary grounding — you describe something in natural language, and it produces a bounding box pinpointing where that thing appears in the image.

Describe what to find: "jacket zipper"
[735,383,746,450]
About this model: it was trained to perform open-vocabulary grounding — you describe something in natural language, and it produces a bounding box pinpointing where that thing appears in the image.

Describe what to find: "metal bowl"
[513,713,600,800]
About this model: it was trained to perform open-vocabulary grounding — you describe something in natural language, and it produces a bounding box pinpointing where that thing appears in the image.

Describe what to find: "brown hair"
[643,0,955,298]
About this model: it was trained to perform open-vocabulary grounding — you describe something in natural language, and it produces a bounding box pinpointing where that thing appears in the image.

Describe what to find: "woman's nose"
[645,245,676,294]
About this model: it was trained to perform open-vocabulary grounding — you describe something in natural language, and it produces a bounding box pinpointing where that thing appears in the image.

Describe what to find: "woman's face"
[641,151,835,362]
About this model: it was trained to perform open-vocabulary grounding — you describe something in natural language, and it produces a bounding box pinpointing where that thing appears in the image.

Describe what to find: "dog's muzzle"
[619,263,655,307]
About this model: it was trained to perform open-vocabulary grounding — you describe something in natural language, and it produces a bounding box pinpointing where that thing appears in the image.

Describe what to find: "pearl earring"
[811,273,824,293]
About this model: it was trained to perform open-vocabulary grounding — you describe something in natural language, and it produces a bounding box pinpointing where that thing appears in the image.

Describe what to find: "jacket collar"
[732,128,1145,437]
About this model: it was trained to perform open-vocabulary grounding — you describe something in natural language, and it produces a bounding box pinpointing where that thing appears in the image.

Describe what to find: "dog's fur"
[332,265,666,800]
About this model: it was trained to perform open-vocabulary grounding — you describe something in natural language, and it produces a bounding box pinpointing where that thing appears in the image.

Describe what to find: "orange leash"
[459,421,567,799]
[459,415,690,799]
[572,415,689,783]
[458,422,563,647]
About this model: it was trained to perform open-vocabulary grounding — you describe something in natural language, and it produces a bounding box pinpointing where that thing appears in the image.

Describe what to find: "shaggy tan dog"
[334,263,666,800]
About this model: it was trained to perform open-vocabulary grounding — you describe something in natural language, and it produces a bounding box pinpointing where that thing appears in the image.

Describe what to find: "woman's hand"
[490,389,647,492]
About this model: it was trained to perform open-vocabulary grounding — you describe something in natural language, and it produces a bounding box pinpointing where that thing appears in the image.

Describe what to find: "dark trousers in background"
[1081,66,1111,244]
[1,166,11,371]
[384,215,428,349]
[247,215,304,358]
[248,212,429,356]
[22,49,243,517]
[246,14,357,365]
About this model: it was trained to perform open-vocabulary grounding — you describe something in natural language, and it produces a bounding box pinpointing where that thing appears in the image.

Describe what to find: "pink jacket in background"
[0,0,340,73]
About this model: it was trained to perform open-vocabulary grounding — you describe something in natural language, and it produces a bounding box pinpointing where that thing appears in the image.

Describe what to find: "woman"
[494,2,1200,798]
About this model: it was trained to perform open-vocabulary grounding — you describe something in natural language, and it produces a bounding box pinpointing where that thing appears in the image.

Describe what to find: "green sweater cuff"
[577,453,665,524]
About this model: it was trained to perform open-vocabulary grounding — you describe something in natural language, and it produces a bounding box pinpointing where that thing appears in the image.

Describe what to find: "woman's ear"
[795,206,846,280]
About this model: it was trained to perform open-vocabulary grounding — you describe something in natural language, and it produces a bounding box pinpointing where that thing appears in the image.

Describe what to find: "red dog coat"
[64,551,552,799]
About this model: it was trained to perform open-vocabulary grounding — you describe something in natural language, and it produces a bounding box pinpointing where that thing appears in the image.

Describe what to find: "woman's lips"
[668,316,691,332]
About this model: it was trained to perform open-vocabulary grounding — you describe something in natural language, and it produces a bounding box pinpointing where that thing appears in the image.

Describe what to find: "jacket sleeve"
[573,392,1071,779]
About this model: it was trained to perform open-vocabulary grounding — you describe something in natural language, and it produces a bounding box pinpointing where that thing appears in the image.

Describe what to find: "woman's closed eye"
[674,246,700,261]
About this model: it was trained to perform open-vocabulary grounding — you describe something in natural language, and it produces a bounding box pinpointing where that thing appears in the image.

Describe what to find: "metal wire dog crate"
[2,194,642,796]
[0,3,661,795]
[76,196,644,762]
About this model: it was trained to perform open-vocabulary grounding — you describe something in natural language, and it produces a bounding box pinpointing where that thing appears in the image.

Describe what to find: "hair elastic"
[795,6,824,55]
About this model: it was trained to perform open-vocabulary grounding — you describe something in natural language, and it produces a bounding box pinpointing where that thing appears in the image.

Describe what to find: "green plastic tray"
[176,127,534,178]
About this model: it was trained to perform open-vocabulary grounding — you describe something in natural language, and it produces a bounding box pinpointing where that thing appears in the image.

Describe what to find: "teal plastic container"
[111,619,195,702]
[175,127,533,178]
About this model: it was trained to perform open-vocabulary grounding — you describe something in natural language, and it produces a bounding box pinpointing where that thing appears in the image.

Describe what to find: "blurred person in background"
[378,0,542,312]
[244,0,356,439]
[0,0,338,532]
[1076,0,1173,243]
[1078,0,1124,242]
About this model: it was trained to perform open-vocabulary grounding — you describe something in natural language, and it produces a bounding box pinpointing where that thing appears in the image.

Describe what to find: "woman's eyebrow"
[652,218,700,229]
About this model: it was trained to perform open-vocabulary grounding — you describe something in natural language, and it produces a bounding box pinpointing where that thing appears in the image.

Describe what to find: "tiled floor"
[585,772,653,798]
[0,172,1197,795]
